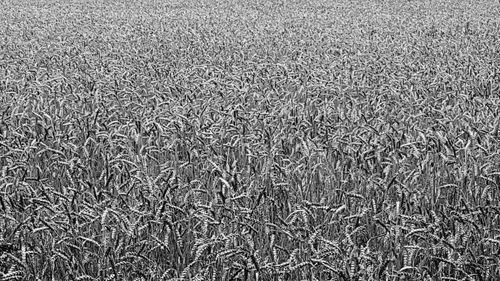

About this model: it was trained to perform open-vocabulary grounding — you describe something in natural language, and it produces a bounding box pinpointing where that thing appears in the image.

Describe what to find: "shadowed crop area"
[1,0,500,280]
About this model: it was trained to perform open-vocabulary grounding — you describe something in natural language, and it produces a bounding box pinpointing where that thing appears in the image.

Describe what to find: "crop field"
[1,0,500,280]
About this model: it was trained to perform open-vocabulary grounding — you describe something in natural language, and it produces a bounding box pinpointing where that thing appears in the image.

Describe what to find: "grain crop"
[1,0,500,280]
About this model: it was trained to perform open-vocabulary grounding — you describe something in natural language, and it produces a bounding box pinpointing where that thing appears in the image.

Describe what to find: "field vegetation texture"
[1,0,500,280]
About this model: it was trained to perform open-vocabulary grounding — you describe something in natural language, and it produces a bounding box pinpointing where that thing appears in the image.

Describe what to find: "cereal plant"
[0,0,499,280]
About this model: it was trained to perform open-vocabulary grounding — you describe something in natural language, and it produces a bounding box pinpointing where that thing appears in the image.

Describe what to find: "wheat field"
[1,0,500,280]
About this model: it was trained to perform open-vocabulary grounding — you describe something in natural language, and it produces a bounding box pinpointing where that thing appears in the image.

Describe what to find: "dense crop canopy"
[1,0,500,280]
